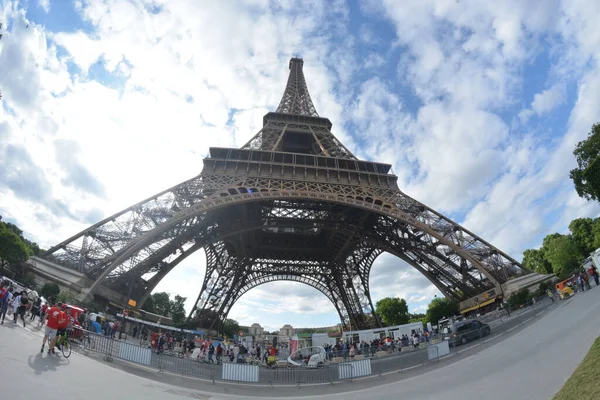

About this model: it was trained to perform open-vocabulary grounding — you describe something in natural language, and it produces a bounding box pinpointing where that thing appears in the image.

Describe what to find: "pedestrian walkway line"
[519,317,534,326]
[483,333,503,343]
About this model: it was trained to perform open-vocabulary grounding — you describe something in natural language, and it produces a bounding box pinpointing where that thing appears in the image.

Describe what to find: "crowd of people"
[0,283,30,326]
[324,332,426,360]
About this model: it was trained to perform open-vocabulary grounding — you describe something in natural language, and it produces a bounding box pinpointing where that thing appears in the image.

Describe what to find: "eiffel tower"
[39,58,537,331]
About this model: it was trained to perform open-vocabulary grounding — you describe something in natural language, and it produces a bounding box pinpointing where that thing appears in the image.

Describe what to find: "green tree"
[56,290,79,305]
[170,295,187,324]
[222,318,241,338]
[425,297,459,324]
[141,295,155,313]
[570,123,600,201]
[522,248,553,274]
[543,233,579,278]
[150,292,171,316]
[375,297,409,326]
[508,288,532,308]
[0,223,32,274]
[0,218,43,255]
[569,218,595,260]
[589,217,600,251]
[40,282,61,299]
[19,272,38,290]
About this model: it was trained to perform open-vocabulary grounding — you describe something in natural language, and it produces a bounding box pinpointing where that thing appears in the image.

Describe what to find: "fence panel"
[222,363,259,383]
[427,341,450,360]
[338,359,372,379]
[119,341,152,365]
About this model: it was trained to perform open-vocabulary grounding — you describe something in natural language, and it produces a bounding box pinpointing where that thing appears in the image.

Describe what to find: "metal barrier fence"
[261,365,336,385]
[69,300,555,385]
[222,363,259,382]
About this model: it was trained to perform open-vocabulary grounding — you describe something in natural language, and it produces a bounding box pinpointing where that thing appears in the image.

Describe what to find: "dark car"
[444,319,491,346]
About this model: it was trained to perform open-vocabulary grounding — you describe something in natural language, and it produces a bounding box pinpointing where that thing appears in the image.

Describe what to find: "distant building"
[249,323,264,337]
[279,324,294,338]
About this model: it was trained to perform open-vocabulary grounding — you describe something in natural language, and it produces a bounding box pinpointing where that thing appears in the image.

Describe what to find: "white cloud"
[38,0,50,13]
[531,84,566,115]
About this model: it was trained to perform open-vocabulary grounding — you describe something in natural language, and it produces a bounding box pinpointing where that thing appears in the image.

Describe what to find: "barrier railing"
[261,365,336,386]
[69,303,555,386]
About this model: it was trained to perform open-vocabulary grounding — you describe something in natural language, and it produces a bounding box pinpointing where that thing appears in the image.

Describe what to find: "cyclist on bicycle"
[41,302,61,354]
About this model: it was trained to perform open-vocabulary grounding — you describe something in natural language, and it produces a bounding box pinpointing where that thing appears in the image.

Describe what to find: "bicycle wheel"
[61,340,72,358]
[84,336,96,351]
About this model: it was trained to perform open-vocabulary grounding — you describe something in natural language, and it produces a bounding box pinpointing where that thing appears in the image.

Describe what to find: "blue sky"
[1,0,599,332]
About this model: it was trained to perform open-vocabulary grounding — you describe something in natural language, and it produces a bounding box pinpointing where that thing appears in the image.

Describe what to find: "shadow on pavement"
[28,352,70,375]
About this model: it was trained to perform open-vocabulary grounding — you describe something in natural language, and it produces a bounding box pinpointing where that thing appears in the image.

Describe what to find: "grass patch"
[553,336,600,400]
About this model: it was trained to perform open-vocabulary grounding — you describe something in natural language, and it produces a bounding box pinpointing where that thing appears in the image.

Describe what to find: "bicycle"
[55,330,72,358]
[74,328,96,351]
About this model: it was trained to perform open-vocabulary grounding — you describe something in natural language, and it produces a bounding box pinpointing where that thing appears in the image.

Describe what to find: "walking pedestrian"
[14,291,29,327]
[0,284,12,324]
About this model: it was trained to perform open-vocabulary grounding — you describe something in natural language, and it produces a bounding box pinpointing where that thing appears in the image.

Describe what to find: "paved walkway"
[0,287,597,399]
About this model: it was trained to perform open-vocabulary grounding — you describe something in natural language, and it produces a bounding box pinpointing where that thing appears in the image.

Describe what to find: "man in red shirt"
[42,302,62,354]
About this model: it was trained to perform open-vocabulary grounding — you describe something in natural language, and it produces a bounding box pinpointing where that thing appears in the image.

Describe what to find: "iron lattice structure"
[40,58,530,331]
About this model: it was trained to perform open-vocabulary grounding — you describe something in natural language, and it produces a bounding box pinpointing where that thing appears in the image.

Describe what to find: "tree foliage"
[56,290,79,305]
[375,297,409,326]
[425,297,458,324]
[508,288,532,309]
[0,217,44,282]
[0,217,43,256]
[141,292,187,323]
[521,216,600,280]
[150,292,172,316]
[542,234,580,279]
[40,282,61,300]
[570,123,600,201]
[569,218,595,259]
[170,295,187,324]
[522,248,553,274]
[0,223,32,273]
[222,318,241,338]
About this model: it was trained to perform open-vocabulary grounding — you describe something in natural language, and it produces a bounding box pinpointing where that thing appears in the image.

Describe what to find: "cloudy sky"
[1,0,599,332]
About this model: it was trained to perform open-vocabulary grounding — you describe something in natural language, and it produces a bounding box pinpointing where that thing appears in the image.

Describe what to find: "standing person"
[576,273,584,292]
[592,266,600,286]
[14,291,29,327]
[0,284,10,324]
[0,286,13,324]
[208,342,215,363]
[0,282,6,304]
[42,302,61,354]
[12,291,25,324]
[216,343,223,364]
[30,297,42,321]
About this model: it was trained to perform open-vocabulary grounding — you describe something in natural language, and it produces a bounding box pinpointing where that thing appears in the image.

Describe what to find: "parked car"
[443,319,491,346]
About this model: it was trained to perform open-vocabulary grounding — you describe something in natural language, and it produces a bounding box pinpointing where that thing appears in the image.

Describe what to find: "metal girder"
[276,58,319,117]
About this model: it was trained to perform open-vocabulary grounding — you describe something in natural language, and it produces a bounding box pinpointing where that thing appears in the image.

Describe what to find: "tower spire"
[276,58,319,117]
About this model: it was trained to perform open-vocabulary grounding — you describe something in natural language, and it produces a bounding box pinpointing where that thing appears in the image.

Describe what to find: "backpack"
[58,311,67,326]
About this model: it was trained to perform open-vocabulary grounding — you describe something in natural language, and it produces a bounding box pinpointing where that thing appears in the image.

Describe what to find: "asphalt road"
[0,288,597,399]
